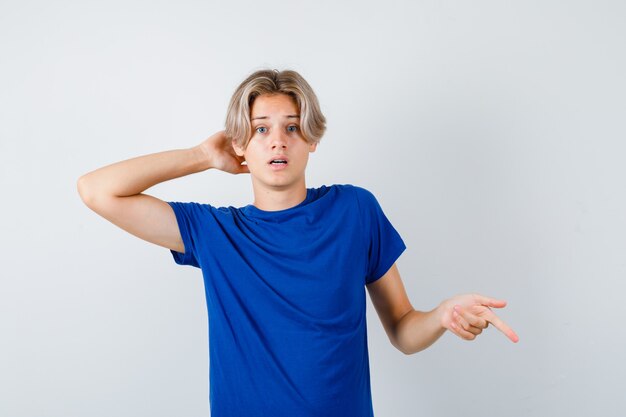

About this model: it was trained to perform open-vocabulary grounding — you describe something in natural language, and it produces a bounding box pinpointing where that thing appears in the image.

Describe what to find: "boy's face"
[233,93,317,191]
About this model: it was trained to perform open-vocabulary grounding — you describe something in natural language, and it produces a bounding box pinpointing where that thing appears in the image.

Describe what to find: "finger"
[449,321,476,341]
[455,305,488,329]
[452,308,482,336]
[237,161,250,173]
[474,293,508,308]
[482,309,520,343]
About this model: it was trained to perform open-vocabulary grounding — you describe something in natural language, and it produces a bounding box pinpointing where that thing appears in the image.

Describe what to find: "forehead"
[250,93,298,119]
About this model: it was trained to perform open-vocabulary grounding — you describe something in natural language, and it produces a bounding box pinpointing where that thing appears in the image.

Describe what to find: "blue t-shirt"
[167,183,406,417]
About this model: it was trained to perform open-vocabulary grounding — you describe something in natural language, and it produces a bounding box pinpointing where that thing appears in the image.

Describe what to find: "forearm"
[78,146,210,200]
[394,304,447,355]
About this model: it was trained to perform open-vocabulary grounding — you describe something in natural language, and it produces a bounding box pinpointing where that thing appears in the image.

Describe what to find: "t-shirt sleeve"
[354,187,407,285]
[166,201,202,268]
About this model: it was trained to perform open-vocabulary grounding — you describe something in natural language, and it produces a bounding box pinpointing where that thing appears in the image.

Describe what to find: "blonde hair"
[224,68,327,150]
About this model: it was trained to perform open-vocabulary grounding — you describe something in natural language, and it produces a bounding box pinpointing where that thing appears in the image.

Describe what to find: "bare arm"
[78,146,210,199]
[368,263,519,355]
[76,131,248,253]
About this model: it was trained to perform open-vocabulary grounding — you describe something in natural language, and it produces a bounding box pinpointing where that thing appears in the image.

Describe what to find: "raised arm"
[76,131,248,253]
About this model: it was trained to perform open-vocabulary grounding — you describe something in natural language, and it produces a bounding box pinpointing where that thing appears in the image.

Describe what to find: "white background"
[1,1,625,416]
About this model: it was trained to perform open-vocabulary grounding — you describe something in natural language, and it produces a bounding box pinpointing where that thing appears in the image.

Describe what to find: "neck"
[250,179,308,212]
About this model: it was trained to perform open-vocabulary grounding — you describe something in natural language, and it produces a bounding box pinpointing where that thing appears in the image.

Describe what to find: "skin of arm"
[77,146,210,200]
[366,263,519,355]
[77,131,247,200]
[76,132,248,253]
[366,263,439,355]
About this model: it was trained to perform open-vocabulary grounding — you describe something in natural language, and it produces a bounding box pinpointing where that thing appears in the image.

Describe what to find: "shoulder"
[340,184,377,205]
[318,183,365,202]
[323,183,380,212]
[167,201,209,214]
[324,183,372,197]
[168,201,234,219]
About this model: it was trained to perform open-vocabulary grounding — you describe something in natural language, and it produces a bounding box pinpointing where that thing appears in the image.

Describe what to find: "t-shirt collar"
[242,188,314,219]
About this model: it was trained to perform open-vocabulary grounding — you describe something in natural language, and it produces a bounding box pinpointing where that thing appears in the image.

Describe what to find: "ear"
[232,139,245,157]
[309,142,318,153]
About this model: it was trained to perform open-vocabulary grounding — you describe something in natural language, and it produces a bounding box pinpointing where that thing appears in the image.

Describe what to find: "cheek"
[243,151,264,168]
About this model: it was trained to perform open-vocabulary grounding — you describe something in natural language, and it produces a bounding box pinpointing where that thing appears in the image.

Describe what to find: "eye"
[255,126,267,134]
[287,125,299,132]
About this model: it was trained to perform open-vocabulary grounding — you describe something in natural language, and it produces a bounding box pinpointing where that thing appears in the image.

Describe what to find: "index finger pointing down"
[484,309,519,343]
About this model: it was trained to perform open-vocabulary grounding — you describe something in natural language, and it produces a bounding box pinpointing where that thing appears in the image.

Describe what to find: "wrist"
[435,300,450,330]
[191,144,214,171]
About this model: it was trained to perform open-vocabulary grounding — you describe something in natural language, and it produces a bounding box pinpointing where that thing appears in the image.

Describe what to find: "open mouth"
[268,155,289,166]
[268,157,289,170]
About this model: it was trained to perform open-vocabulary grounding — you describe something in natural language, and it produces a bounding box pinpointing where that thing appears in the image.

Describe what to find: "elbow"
[391,309,416,355]
[77,175,100,207]
[77,175,87,198]
[396,345,411,356]
[390,328,414,356]
[393,339,420,356]
[401,344,417,356]
[395,341,416,356]
[77,175,91,204]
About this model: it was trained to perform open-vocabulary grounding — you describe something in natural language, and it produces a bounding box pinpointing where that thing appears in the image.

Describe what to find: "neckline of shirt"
[241,187,319,219]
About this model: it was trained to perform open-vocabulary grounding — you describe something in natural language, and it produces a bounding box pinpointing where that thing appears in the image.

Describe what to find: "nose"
[269,129,288,149]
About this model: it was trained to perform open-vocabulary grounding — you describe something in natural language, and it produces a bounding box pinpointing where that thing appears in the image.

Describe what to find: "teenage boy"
[78,68,518,417]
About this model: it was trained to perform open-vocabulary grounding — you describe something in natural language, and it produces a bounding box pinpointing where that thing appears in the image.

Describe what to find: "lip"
[269,162,289,171]
[267,155,289,164]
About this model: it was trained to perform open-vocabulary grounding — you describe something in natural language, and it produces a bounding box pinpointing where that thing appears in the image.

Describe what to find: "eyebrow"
[251,114,300,121]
